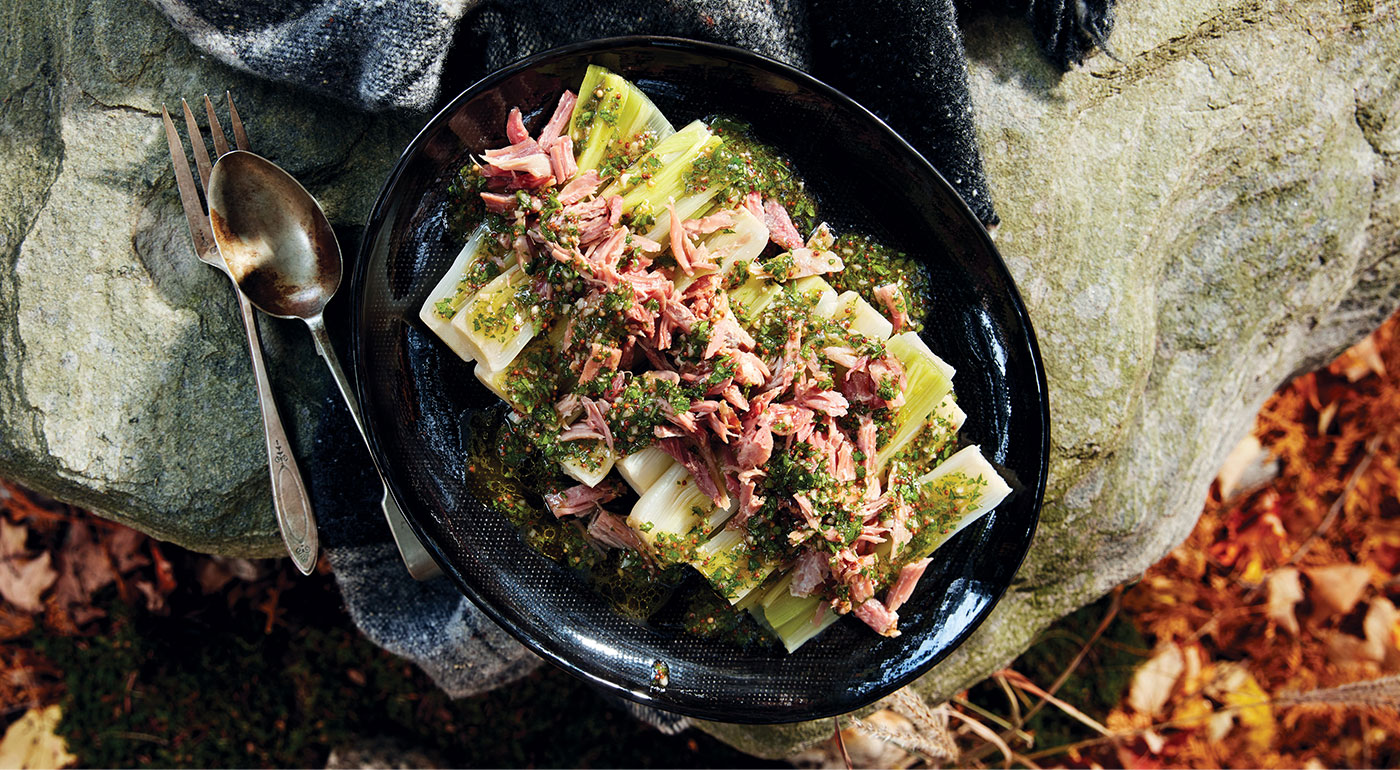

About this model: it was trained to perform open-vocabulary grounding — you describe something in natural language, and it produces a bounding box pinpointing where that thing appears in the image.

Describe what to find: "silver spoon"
[206,149,441,580]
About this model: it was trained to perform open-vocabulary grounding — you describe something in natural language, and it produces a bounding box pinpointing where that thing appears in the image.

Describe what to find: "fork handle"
[234,286,319,575]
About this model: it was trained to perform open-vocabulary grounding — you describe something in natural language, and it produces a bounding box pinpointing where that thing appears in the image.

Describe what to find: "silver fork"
[161,94,320,575]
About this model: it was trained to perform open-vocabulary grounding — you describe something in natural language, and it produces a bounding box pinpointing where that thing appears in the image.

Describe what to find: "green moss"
[24,573,783,769]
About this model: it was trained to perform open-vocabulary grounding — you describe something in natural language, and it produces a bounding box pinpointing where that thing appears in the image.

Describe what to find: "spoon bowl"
[207,150,341,320]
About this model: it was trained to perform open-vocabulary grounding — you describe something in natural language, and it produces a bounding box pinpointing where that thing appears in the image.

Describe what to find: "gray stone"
[0,0,420,555]
[0,0,1398,760]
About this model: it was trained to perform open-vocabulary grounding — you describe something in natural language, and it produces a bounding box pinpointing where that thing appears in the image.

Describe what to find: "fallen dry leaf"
[1180,643,1205,695]
[1207,663,1274,753]
[0,520,27,558]
[0,607,35,641]
[789,711,919,769]
[1325,598,1400,668]
[0,705,75,769]
[1129,642,1185,717]
[1339,333,1387,382]
[1206,709,1235,742]
[0,520,58,614]
[62,522,115,597]
[196,556,264,594]
[1216,435,1279,501]
[1265,567,1305,635]
[1306,563,1372,618]
[46,522,118,630]
[103,527,149,574]
[0,552,58,615]
[1317,400,1340,434]
[1142,728,1166,754]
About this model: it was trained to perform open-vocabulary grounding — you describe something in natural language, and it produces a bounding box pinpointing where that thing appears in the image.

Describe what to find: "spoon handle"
[233,287,319,575]
[307,316,441,580]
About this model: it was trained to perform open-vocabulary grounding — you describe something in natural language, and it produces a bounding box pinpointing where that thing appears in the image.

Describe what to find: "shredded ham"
[505,108,529,144]
[588,511,646,551]
[853,598,900,637]
[579,342,621,384]
[544,481,622,519]
[548,136,577,183]
[683,210,737,238]
[462,91,947,643]
[884,558,932,613]
[762,199,805,251]
[873,283,908,332]
[789,550,830,598]
[743,190,765,221]
[481,191,516,213]
[537,90,577,150]
[558,170,601,205]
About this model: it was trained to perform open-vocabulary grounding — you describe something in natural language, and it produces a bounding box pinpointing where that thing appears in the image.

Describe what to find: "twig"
[948,706,1013,768]
[833,716,852,770]
[951,696,1033,746]
[1187,436,1380,644]
[1020,586,1123,725]
[1278,435,1380,570]
[995,672,1023,729]
[996,670,1112,737]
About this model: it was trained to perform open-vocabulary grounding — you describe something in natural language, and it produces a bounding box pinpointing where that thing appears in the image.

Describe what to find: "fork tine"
[161,105,217,257]
[226,91,250,152]
[180,99,213,191]
[204,93,230,157]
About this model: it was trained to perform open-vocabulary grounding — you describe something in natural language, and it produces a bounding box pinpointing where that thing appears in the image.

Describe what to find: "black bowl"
[351,36,1049,723]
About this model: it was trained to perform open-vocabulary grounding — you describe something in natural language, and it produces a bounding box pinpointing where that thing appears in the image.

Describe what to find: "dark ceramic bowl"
[351,36,1049,723]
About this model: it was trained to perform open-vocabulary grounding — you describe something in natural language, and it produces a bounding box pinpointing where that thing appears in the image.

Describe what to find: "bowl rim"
[350,34,1051,723]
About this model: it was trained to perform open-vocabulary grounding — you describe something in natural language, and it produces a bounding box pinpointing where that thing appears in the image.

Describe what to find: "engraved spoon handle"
[234,284,318,574]
[306,315,441,580]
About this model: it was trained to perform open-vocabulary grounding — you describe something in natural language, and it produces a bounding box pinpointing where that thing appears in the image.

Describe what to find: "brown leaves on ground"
[0,522,57,615]
[1110,317,1400,768]
[0,481,312,727]
[0,484,175,643]
[0,483,201,716]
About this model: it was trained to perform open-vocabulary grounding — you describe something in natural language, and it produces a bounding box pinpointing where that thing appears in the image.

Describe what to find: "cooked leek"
[474,361,514,407]
[751,572,843,652]
[891,394,966,468]
[790,275,838,317]
[831,291,893,340]
[776,611,842,652]
[692,527,779,604]
[571,65,676,173]
[447,264,537,370]
[885,445,1011,569]
[605,121,711,202]
[560,441,617,488]
[874,332,956,468]
[616,446,674,494]
[417,224,500,362]
[627,463,734,562]
[728,277,785,324]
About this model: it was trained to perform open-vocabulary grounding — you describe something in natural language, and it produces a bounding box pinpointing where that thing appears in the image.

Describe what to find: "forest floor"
[3,312,1400,768]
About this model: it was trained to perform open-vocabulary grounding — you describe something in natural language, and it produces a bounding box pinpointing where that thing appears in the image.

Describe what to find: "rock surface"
[0,0,420,555]
[1,0,1398,759]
